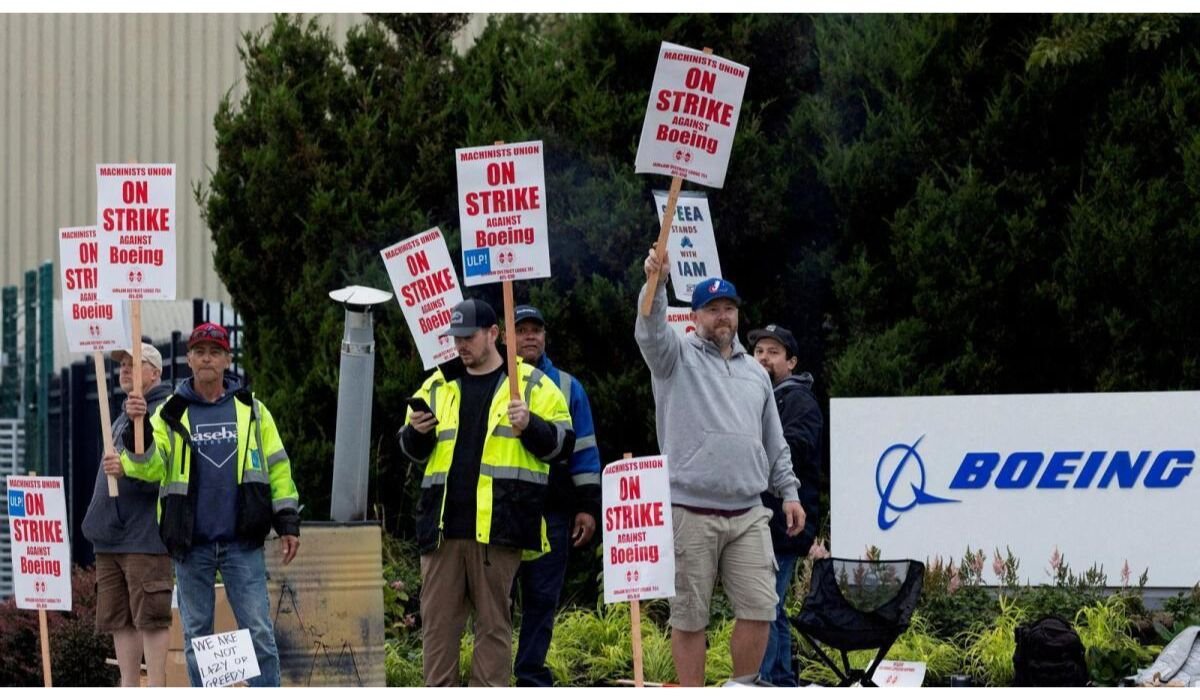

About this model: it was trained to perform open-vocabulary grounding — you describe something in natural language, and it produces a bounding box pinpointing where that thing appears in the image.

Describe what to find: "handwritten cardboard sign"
[191,629,261,687]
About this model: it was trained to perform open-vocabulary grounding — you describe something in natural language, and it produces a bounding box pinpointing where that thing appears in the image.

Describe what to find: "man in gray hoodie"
[81,342,173,686]
[635,249,805,686]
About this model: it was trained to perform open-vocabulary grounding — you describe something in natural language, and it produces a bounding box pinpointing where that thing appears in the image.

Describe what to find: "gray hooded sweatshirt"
[635,282,800,510]
[81,381,173,554]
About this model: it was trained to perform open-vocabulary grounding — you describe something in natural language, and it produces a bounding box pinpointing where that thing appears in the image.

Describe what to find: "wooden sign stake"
[93,352,119,497]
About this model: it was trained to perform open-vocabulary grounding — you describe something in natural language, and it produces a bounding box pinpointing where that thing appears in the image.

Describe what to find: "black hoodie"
[760,372,824,557]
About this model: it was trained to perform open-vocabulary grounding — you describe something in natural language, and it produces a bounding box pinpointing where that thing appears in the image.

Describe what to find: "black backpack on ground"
[1012,615,1090,687]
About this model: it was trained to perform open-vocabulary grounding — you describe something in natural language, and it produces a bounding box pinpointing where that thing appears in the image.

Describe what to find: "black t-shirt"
[443,365,504,539]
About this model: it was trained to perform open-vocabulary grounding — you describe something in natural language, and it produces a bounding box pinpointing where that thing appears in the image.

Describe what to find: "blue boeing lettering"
[949,450,1194,490]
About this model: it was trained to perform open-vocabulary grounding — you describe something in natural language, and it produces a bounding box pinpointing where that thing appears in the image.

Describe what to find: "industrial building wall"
[0,13,365,303]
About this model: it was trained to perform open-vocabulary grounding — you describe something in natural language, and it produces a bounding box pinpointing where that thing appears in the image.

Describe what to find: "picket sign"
[641,49,710,316]
[97,162,178,454]
[59,226,127,496]
[28,471,53,688]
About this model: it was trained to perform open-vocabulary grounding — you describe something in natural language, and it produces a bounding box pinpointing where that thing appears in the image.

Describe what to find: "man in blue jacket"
[510,304,602,686]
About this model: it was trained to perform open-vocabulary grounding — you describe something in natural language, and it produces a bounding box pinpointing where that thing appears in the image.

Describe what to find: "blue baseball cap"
[690,277,741,311]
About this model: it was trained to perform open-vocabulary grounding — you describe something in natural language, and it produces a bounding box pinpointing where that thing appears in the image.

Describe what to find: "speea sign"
[832,392,1200,586]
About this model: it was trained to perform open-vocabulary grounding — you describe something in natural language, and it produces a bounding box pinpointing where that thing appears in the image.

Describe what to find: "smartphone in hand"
[406,397,437,424]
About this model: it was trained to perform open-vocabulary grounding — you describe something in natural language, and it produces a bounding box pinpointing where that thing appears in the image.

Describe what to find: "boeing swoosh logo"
[876,436,959,530]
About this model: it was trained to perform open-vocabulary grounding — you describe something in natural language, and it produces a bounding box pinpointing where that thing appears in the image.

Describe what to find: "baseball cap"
[188,322,231,351]
[441,299,498,337]
[112,342,163,370]
[690,277,741,311]
[513,305,546,327]
[748,324,799,358]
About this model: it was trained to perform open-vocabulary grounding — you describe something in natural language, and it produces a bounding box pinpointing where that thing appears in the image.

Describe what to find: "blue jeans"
[760,553,799,686]
[175,540,280,687]
[513,510,571,686]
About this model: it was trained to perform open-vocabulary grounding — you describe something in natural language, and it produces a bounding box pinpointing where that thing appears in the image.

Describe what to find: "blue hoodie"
[177,375,242,544]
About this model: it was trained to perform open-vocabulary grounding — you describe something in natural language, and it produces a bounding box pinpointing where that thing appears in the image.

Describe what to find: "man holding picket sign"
[81,342,174,687]
[632,40,802,687]
[397,298,573,686]
[636,254,804,686]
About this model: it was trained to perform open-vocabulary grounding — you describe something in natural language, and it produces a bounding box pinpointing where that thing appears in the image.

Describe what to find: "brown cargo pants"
[420,538,522,686]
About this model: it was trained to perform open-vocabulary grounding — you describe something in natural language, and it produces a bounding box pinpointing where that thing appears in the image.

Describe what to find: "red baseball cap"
[188,322,230,351]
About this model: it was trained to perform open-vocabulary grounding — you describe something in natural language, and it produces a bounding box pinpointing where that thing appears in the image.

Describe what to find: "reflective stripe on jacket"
[402,361,572,555]
[121,389,300,559]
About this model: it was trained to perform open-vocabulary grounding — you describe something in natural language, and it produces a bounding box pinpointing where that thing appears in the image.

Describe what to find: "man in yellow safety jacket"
[398,298,573,687]
[106,322,300,687]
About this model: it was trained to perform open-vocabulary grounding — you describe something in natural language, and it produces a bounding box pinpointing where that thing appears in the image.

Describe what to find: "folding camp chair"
[790,557,925,687]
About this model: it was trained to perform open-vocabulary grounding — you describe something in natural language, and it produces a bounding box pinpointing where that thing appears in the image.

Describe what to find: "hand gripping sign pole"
[635,44,749,315]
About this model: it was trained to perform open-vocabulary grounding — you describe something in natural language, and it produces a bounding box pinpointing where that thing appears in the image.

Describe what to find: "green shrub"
[959,597,1027,687]
[1075,598,1156,686]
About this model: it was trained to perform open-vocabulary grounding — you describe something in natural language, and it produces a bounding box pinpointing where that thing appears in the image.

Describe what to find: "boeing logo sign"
[875,436,958,530]
[875,438,1195,530]
[834,392,1200,586]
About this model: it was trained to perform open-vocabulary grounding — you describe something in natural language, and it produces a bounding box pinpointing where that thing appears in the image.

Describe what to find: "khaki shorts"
[668,505,778,632]
[95,552,174,632]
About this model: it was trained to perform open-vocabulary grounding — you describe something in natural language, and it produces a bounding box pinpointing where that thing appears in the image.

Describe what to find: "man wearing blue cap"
[510,303,602,686]
[635,249,805,687]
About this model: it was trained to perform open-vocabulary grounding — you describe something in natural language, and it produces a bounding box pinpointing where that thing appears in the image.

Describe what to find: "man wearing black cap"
[636,249,805,686]
[748,324,823,687]
[510,304,602,686]
[398,298,574,686]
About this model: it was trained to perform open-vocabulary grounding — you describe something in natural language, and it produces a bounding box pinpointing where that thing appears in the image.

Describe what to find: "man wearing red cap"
[106,322,300,687]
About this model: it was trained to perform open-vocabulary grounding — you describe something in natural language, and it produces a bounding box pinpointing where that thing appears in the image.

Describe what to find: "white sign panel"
[59,226,129,353]
[96,163,177,300]
[381,227,464,369]
[6,476,72,611]
[191,629,261,687]
[635,42,749,188]
[832,392,1200,586]
[667,306,695,337]
[653,190,722,303]
[872,660,927,687]
[602,455,675,604]
[455,141,549,286]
